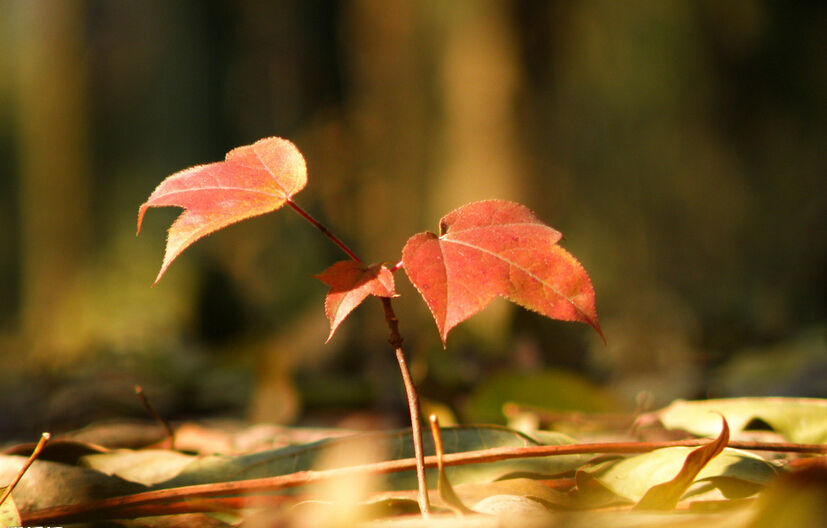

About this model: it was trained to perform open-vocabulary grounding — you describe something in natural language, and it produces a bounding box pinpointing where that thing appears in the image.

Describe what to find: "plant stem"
[135,385,175,449]
[287,199,430,517]
[286,200,363,263]
[381,297,431,517]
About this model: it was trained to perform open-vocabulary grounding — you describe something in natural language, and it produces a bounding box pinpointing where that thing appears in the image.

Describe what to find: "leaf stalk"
[286,200,363,264]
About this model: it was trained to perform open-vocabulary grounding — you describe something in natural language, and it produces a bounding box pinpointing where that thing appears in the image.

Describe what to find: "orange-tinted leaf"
[635,416,730,510]
[402,200,602,345]
[315,260,397,342]
[137,137,307,283]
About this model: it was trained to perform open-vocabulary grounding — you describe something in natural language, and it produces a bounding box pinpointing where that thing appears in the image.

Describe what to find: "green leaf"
[154,425,587,491]
[657,397,827,444]
[634,418,729,510]
[575,447,776,508]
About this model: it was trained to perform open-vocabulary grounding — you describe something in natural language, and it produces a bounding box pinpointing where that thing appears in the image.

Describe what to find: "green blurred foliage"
[0,0,823,438]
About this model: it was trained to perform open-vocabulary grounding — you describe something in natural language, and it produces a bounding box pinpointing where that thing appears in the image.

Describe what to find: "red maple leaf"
[402,200,603,345]
[137,137,306,283]
[315,260,397,342]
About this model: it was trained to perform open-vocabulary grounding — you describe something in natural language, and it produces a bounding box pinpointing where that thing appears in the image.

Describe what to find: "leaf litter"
[4,398,825,527]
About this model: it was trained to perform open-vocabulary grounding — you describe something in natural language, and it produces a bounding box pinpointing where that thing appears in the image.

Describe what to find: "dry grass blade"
[429,415,472,515]
[135,385,175,450]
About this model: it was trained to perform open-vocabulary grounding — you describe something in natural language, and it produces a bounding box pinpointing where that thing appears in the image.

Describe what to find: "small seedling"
[138,136,603,516]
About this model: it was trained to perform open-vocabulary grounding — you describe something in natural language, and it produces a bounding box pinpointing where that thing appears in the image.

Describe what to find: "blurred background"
[0,0,824,441]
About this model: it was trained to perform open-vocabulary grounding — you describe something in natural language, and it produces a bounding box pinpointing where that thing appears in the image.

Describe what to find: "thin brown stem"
[135,385,175,450]
[1,432,50,507]
[380,297,431,517]
[287,200,363,263]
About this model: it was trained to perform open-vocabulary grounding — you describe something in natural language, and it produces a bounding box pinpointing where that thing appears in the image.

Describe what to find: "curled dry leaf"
[634,416,729,510]
[402,200,602,345]
[315,260,397,342]
[137,137,307,283]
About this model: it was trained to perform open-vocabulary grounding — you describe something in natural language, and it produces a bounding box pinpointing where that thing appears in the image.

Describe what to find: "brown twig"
[135,385,175,449]
[22,437,825,524]
[1,432,50,507]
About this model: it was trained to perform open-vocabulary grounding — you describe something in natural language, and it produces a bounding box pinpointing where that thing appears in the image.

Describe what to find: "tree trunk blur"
[341,0,433,259]
[432,0,526,216]
[11,0,91,364]
[431,0,526,345]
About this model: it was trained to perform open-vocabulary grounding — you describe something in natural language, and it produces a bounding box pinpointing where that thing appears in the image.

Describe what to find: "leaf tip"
[136,203,149,237]
[592,321,607,345]
[324,316,342,344]
[151,267,166,286]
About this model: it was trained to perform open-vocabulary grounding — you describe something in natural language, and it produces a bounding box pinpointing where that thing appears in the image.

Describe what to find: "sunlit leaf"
[137,137,307,283]
[402,200,602,345]
[634,417,729,510]
[0,486,21,528]
[575,446,775,508]
[315,260,397,342]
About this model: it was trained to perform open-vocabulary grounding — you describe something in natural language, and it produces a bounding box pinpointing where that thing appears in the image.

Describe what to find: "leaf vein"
[444,239,590,321]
